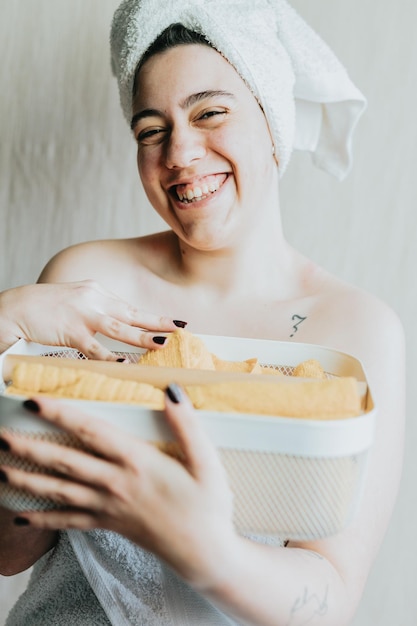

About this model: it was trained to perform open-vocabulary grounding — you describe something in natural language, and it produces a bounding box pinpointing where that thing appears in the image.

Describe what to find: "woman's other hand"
[0,389,235,587]
[0,281,186,358]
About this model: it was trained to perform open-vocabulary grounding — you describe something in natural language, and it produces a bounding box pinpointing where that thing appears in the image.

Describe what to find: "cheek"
[136,151,178,226]
[218,114,269,167]
[137,150,160,193]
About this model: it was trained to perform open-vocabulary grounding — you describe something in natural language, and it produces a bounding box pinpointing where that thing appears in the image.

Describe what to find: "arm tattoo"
[286,585,329,625]
[290,314,307,338]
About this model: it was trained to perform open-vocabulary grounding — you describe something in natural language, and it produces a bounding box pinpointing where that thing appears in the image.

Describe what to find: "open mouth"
[171,173,228,204]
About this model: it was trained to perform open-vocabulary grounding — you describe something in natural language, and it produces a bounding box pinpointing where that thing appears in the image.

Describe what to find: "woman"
[0,1,405,624]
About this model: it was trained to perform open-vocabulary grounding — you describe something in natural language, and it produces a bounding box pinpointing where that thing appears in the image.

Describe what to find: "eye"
[136,127,167,145]
[197,109,227,122]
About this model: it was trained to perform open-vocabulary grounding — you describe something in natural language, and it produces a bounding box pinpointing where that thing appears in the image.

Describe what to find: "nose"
[164,125,206,169]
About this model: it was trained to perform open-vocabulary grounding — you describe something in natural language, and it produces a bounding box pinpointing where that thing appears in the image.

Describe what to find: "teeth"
[176,178,223,203]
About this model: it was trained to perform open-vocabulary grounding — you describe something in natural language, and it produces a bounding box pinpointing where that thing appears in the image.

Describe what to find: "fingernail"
[166,383,183,404]
[153,336,167,345]
[23,399,40,413]
[0,469,8,483]
[173,320,187,328]
[14,517,30,526]
[0,438,10,452]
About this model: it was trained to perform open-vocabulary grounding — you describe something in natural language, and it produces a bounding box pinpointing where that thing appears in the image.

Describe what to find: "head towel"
[111,0,366,179]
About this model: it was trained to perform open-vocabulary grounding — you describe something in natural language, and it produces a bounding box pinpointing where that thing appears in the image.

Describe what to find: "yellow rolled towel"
[7,364,164,409]
[137,329,216,370]
[212,355,263,374]
[11,362,81,392]
[186,377,361,420]
[292,359,326,379]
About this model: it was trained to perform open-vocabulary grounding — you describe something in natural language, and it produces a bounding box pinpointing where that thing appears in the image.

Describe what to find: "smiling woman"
[0,1,406,626]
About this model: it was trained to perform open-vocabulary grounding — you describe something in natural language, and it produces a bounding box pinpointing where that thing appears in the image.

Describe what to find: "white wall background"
[0,1,415,624]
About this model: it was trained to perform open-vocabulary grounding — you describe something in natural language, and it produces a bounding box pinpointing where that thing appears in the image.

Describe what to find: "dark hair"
[132,23,212,98]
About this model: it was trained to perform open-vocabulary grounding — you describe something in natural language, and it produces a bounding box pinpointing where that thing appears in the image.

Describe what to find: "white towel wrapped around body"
[6,529,280,625]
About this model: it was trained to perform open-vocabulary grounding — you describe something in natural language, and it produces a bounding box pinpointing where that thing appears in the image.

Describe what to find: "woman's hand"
[0,281,186,358]
[0,389,235,587]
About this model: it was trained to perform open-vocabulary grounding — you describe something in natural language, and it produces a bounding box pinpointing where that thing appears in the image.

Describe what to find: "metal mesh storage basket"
[0,335,375,540]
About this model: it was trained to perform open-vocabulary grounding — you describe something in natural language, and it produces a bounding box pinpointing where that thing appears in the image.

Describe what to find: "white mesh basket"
[0,335,375,540]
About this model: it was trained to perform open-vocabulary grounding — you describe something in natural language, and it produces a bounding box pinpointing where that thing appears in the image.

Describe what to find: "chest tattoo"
[290,314,307,338]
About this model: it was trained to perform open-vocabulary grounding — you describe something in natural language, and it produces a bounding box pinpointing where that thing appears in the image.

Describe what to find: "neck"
[173,199,299,301]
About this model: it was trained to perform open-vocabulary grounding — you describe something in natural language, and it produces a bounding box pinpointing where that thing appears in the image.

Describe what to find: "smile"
[173,174,228,204]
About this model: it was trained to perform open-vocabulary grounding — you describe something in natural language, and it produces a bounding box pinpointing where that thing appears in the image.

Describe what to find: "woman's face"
[132,43,277,250]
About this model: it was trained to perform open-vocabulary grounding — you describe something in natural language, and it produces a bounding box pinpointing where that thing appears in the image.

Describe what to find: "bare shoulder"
[314,279,405,432]
[38,231,174,286]
[324,283,405,431]
[311,275,405,374]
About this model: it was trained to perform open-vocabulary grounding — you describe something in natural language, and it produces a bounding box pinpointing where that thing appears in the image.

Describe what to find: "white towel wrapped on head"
[111,0,366,179]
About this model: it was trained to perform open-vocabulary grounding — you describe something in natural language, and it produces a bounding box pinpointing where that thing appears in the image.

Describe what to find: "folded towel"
[110,0,366,179]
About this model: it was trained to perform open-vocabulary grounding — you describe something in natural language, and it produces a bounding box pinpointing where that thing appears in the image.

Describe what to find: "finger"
[13,509,98,531]
[96,295,187,333]
[0,430,115,491]
[123,306,187,333]
[93,315,174,350]
[68,331,120,361]
[1,464,105,511]
[164,384,223,480]
[67,326,170,360]
[19,397,155,466]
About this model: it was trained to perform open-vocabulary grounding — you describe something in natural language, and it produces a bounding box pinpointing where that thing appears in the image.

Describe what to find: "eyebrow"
[130,90,235,130]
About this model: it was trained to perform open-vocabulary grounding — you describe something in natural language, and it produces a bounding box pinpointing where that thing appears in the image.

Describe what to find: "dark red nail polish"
[14,517,30,526]
[166,383,183,404]
[0,469,8,483]
[23,399,40,413]
[153,336,167,345]
[0,438,10,452]
[173,320,187,328]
